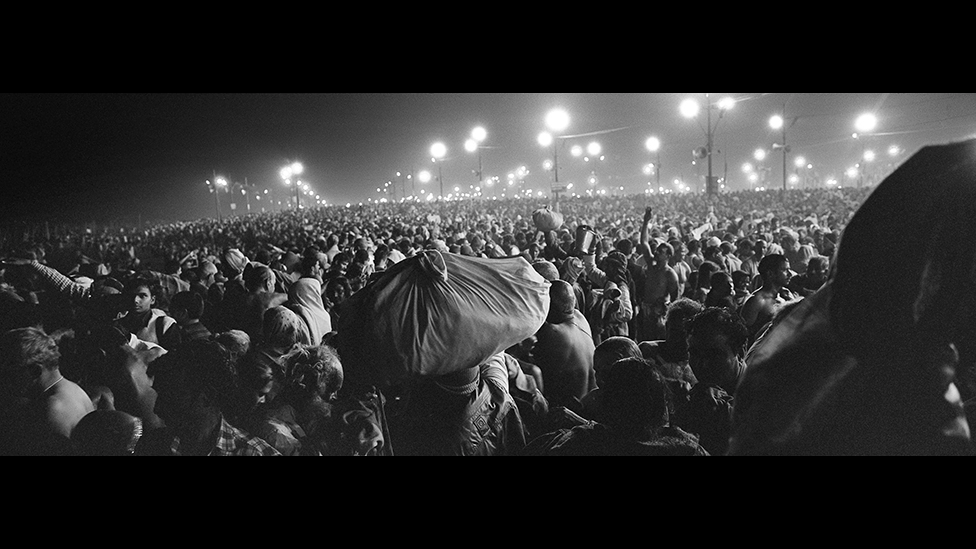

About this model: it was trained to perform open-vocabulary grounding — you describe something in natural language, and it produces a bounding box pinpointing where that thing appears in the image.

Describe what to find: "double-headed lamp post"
[208,174,228,222]
[539,108,570,209]
[280,161,304,209]
[430,142,447,199]
[853,113,878,188]
[465,126,487,188]
[645,136,661,189]
[681,95,734,195]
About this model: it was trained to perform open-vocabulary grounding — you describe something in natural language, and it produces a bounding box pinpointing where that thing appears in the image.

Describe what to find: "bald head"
[547,279,576,324]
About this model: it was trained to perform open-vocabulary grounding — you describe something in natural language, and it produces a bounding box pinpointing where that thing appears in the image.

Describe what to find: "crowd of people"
[2,147,974,456]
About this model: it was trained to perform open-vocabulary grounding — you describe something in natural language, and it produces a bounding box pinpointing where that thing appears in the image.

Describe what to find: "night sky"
[2,93,974,225]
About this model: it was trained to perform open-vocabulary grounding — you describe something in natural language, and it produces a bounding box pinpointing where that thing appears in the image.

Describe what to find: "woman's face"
[327,284,348,305]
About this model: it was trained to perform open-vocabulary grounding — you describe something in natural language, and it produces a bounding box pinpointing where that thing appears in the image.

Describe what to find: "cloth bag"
[533,206,564,232]
[337,251,550,387]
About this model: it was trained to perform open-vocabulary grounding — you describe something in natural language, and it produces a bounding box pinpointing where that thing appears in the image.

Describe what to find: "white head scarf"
[287,278,332,345]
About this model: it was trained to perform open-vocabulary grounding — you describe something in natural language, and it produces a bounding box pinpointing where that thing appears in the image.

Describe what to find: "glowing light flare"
[430,142,447,159]
[754,148,767,161]
[855,113,878,133]
[465,139,478,153]
[717,97,735,111]
[645,136,661,152]
[863,150,876,162]
[291,162,304,175]
[794,156,806,168]
[742,162,754,173]
[537,131,553,147]
[545,108,570,132]
[571,145,583,157]
[586,142,601,156]
[769,115,784,130]
[888,145,900,156]
[418,170,432,183]
[680,98,700,118]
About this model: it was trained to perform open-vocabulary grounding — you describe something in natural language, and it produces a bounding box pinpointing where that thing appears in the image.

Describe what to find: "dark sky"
[2,93,974,225]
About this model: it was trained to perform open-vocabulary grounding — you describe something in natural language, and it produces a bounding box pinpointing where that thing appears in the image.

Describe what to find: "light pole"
[465,126,487,186]
[208,173,227,222]
[681,95,734,195]
[853,113,877,188]
[794,156,809,187]
[540,108,570,209]
[769,107,790,191]
[645,136,661,190]
[430,142,447,199]
[280,162,304,209]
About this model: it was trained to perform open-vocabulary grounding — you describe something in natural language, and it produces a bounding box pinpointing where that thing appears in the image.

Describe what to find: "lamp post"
[540,108,570,209]
[853,113,877,188]
[208,172,227,222]
[280,162,304,209]
[681,95,734,195]
[465,126,487,186]
[430,142,446,199]
[769,107,790,191]
[645,136,661,190]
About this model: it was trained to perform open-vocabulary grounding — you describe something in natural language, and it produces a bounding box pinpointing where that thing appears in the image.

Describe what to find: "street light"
[541,107,570,208]
[465,126,487,187]
[645,136,661,189]
[207,174,228,222]
[855,113,878,133]
[281,162,304,208]
[430,142,446,198]
[681,94,734,195]
[769,107,791,191]
[853,113,878,186]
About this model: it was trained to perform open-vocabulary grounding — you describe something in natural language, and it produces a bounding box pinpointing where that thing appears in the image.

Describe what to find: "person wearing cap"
[212,248,250,333]
[532,280,596,413]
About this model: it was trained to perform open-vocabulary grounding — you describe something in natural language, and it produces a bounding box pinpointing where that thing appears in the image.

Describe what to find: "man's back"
[534,310,595,410]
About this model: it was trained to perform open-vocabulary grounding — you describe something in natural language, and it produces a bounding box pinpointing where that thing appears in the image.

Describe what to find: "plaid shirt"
[171,417,281,456]
[28,260,90,301]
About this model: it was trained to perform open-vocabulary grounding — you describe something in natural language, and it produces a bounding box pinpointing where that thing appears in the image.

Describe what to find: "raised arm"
[3,259,91,301]
[638,207,654,265]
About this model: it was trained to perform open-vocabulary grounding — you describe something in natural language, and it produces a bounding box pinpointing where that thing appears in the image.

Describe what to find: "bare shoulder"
[46,382,95,437]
